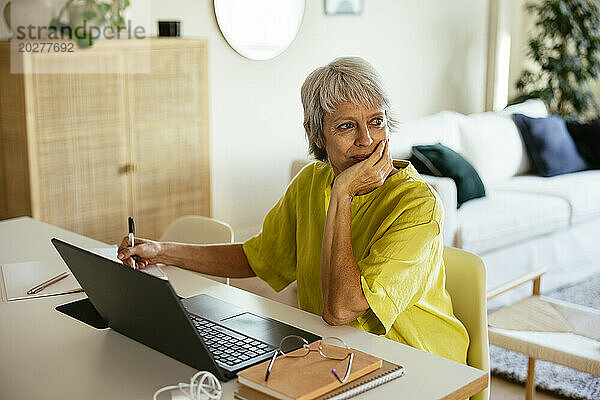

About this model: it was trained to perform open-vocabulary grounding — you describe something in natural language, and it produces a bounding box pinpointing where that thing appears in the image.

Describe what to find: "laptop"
[51,238,321,381]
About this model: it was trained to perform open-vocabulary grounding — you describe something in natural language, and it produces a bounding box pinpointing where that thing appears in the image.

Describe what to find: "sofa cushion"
[390,111,463,159]
[491,170,600,224]
[500,99,548,118]
[409,143,485,207]
[513,114,588,177]
[456,190,571,254]
[566,120,600,169]
[457,112,531,183]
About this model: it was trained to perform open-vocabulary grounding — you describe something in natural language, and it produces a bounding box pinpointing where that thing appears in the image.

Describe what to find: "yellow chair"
[160,215,234,284]
[444,246,490,400]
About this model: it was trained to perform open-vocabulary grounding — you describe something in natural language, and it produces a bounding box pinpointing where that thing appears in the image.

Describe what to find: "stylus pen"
[27,271,71,295]
[128,216,136,269]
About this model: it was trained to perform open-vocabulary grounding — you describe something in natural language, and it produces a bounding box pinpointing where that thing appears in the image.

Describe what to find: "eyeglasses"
[265,335,354,383]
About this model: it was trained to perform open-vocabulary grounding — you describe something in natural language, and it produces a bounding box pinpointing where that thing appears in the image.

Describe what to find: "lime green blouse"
[242,160,469,364]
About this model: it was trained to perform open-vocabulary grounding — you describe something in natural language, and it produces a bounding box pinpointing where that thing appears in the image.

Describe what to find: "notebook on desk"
[236,341,405,400]
[235,359,405,400]
[0,246,166,301]
[1,259,82,301]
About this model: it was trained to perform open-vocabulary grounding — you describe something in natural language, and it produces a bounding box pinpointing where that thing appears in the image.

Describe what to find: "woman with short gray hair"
[118,57,469,365]
[301,57,399,162]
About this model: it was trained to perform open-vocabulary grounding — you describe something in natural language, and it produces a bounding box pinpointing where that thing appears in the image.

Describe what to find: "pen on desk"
[27,270,71,295]
[128,216,136,269]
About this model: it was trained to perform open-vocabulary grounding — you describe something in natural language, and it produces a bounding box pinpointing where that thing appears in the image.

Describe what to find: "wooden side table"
[487,268,600,400]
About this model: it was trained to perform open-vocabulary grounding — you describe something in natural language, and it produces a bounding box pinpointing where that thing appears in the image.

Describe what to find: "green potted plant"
[510,0,600,122]
[49,0,130,48]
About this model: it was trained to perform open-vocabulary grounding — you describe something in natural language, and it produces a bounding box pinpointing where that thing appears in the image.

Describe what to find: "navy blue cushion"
[566,120,600,169]
[513,114,588,177]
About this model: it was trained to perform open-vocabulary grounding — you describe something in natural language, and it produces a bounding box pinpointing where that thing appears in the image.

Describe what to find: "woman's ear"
[314,137,323,149]
[305,122,324,149]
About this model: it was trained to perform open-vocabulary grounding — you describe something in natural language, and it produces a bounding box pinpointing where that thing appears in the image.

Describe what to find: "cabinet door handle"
[120,163,136,174]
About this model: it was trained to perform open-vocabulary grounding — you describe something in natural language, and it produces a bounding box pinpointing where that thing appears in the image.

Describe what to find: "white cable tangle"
[153,371,222,400]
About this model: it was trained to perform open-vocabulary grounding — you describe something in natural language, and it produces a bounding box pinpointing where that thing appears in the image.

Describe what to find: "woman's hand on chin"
[333,138,395,198]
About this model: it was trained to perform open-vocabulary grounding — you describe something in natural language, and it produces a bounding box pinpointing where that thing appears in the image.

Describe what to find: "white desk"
[0,217,487,399]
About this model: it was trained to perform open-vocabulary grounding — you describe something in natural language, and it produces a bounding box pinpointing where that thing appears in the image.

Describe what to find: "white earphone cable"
[153,371,222,400]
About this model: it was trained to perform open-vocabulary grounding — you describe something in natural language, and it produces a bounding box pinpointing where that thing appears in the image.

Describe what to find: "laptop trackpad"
[220,312,283,345]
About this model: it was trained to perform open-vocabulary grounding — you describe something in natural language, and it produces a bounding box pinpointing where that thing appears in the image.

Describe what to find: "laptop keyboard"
[188,314,275,367]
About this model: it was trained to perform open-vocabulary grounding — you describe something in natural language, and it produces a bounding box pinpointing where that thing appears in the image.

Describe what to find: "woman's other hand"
[117,236,162,269]
[333,138,395,198]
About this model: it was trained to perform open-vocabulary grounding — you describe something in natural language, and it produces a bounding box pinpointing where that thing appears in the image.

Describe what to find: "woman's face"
[318,101,388,175]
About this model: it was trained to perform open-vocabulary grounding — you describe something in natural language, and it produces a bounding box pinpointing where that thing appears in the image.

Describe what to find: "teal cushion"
[408,143,486,207]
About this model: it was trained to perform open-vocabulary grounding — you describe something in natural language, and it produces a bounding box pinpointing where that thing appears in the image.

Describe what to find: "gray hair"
[300,57,398,162]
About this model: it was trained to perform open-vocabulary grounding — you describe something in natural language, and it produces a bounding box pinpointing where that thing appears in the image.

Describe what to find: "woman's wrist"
[331,180,354,202]
[155,241,171,264]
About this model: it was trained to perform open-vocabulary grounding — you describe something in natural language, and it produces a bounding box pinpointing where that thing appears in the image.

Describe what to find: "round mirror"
[214,0,305,61]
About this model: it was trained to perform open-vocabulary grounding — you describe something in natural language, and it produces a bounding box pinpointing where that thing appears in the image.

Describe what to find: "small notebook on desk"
[1,246,167,301]
[235,359,404,400]
[237,342,403,400]
[1,259,82,301]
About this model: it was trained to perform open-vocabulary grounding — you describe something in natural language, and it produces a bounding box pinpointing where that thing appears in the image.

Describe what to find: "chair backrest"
[443,246,490,400]
[160,216,234,284]
[160,215,234,244]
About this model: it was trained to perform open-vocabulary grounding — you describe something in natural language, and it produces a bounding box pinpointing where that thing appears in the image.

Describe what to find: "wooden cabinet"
[0,38,210,243]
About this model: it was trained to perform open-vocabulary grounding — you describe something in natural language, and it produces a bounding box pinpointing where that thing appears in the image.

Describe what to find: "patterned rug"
[490,273,600,399]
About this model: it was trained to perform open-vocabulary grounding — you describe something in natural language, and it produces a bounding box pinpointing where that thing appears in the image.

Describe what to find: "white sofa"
[286,100,600,308]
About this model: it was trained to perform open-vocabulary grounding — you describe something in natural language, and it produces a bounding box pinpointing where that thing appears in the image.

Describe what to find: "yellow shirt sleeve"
[242,181,298,292]
[358,218,441,334]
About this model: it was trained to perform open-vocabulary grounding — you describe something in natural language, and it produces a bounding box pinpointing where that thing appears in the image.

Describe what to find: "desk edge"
[440,372,489,400]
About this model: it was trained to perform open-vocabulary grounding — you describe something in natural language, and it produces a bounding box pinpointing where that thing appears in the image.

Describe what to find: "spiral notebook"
[234,360,405,400]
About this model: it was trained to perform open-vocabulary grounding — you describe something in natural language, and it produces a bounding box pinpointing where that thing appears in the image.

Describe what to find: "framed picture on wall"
[325,0,363,15]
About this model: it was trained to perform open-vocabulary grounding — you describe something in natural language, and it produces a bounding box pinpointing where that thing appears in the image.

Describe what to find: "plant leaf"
[82,9,97,20]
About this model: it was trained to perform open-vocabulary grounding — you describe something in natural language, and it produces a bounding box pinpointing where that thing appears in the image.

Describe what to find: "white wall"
[1,0,489,240]
[506,0,536,103]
